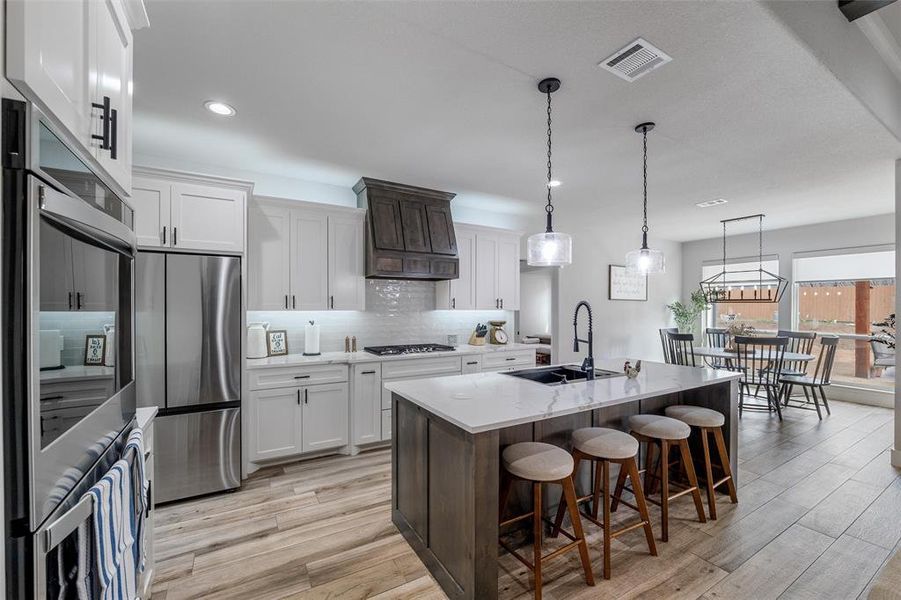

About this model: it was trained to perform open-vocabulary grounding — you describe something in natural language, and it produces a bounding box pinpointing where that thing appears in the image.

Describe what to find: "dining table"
[690,347,816,363]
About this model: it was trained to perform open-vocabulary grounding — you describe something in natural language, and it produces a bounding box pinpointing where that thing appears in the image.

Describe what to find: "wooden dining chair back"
[809,336,839,385]
[779,336,839,420]
[666,333,697,367]
[704,328,730,369]
[659,327,678,364]
[733,336,787,419]
[776,330,816,377]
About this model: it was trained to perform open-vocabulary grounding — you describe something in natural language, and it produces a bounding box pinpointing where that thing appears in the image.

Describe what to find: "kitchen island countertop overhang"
[384,359,741,433]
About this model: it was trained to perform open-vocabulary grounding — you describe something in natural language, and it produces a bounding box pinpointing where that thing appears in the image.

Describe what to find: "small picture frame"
[84,335,106,366]
[608,265,648,301]
[266,330,288,356]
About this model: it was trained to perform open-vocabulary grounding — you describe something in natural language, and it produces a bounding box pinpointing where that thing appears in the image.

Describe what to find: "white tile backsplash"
[249,279,511,353]
[40,311,116,366]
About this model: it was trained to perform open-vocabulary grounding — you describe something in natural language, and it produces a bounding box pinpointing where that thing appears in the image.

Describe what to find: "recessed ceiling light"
[696,198,728,208]
[547,180,562,188]
[204,101,236,116]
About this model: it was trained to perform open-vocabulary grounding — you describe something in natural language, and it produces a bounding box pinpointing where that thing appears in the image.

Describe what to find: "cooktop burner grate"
[363,343,456,356]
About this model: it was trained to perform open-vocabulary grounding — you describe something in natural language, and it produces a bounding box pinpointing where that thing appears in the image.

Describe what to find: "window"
[702,258,780,332]
[793,249,895,391]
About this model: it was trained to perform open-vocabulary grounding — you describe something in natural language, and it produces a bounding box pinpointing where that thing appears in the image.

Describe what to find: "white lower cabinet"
[381,410,392,441]
[249,364,350,463]
[481,349,536,372]
[352,364,382,445]
[251,387,303,460]
[301,383,349,452]
[462,356,482,374]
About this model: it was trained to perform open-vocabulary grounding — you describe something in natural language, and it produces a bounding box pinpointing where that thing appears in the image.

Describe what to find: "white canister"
[103,324,116,367]
[304,321,321,356]
[247,322,269,359]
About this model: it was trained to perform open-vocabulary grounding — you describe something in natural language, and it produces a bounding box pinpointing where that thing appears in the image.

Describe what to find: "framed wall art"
[608,265,648,301]
[266,330,289,356]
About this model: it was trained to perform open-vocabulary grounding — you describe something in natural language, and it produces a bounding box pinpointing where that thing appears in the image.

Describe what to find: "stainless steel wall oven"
[2,99,137,599]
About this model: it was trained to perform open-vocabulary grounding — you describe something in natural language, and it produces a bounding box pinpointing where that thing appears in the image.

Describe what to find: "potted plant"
[666,290,709,335]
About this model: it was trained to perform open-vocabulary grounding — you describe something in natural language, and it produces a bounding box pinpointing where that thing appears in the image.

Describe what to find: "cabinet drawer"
[462,356,482,374]
[481,350,535,370]
[249,364,348,391]
[381,409,391,441]
[380,356,462,379]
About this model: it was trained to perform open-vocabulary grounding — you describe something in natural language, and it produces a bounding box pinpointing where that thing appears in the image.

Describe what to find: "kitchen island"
[385,359,740,600]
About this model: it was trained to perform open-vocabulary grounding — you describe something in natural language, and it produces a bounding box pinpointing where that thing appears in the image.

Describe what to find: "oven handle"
[43,493,93,552]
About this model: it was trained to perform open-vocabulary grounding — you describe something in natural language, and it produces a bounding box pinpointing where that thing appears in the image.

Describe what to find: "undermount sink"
[504,365,625,385]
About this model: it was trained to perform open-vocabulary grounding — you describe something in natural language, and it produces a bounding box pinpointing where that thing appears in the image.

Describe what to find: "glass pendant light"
[625,122,665,275]
[527,78,572,267]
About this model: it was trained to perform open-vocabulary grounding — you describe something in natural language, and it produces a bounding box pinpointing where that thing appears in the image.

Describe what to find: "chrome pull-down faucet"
[573,300,595,380]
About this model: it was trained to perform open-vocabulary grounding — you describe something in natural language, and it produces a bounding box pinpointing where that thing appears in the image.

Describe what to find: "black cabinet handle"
[292,295,296,309]
[505,357,516,361]
[109,108,118,160]
[304,389,309,404]
[466,361,478,366]
[173,227,177,245]
[451,297,455,309]
[293,375,310,379]
[330,295,334,309]
[67,292,73,310]
[500,298,504,309]
[361,370,376,375]
[76,292,83,310]
[162,226,167,245]
[91,96,111,150]
[146,481,152,516]
[285,295,288,309]
[296,389,301,405]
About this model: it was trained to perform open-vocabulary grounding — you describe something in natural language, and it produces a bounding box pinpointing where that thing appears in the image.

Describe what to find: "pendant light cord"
[545,89,554,232]
[642,128,649,240]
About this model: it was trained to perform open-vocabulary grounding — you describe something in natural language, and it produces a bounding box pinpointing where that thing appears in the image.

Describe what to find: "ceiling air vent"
[599,38,672,82]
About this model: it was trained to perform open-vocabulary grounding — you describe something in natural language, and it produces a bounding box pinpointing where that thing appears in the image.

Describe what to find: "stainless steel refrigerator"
[136,252,242,503]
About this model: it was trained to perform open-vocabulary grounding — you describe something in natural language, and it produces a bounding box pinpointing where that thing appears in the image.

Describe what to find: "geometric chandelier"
[699,213,789,304]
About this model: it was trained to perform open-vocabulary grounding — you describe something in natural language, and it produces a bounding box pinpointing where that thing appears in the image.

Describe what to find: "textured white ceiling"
[132,1,901,241]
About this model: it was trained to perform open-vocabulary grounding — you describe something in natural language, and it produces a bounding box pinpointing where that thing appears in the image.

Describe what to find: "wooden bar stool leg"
[551,454,579,536]
[713,427,738,503]
[700,428,717,520]
[561,476,595,587]
[626,457,657,557]
[660,440,670,542]
[592,460,603,520]
[644,439,657,497]
[677,439,707,524]
[610,455,628,512]
[533,482,543,600]
[601,459,612,579]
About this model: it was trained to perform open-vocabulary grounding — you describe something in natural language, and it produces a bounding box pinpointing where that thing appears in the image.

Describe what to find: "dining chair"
[659,327,678,364]
[666,332,697,367]
[776,330,816,377]
[732,336,787,420]
[779,336,838,420]
[704,328,730,369]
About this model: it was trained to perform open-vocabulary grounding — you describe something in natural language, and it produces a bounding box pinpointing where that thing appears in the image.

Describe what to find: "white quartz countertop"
[245,343,538,370]
[384,359,741,434]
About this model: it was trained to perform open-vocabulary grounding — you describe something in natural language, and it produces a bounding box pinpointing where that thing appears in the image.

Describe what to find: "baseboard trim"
[892,448,901,468]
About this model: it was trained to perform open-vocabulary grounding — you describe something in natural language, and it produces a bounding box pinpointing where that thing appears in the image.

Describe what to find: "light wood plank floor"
[152,400,899,600]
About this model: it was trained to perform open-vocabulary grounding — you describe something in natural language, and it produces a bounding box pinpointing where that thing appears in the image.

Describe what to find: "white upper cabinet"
[328,214,366,311]
[7,0,142,195]
[247,198,366,312]
[496,232,521,310]
[248,204,291,311]
[131,169,251,254]
[290,209,329,310]
[131,177,171,248]
[475,233,499,310]
[171,182,245,252]
[90,0,133,193]
[437,226,476,310]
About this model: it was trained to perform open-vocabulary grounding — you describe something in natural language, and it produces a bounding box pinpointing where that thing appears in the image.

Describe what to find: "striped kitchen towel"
[123,427,148,571]
[88,460,138,600]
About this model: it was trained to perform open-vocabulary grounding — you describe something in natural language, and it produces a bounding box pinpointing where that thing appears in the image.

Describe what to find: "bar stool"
[550,428,657,580]
[499,442,595,600]
[664,405,737,520]
[613,415,707,542]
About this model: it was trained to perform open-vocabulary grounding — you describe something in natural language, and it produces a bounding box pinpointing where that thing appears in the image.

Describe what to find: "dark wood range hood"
[354,177,459,280]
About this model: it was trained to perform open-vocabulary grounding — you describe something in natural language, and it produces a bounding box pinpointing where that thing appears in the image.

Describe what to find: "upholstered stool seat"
[664,405,725,428]
[627,414,691,440]
[554,427,656,579]
[663,405,737,520]
[499,442,594,599]
[572,427,639,460]
[502,442,574,482]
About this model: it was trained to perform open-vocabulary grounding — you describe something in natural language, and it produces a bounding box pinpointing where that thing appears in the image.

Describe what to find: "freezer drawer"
[155,408,241,503]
